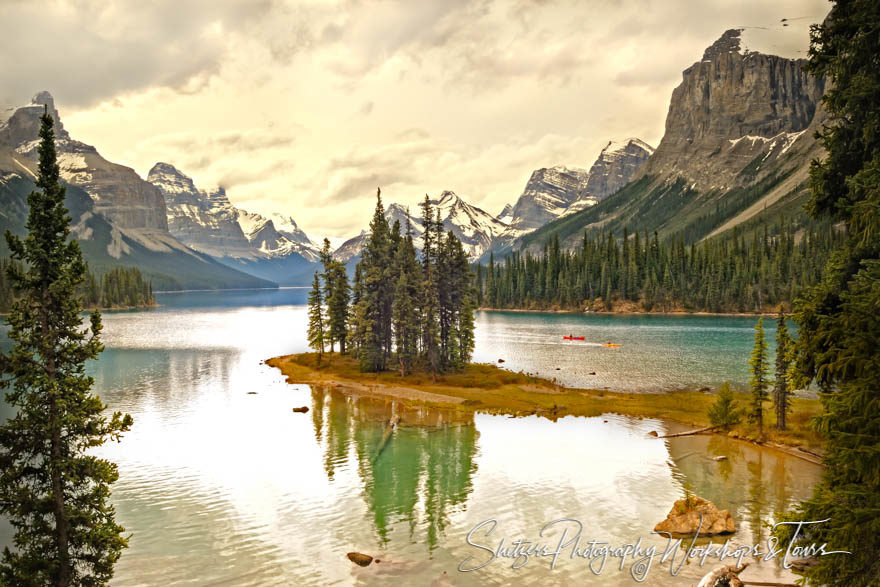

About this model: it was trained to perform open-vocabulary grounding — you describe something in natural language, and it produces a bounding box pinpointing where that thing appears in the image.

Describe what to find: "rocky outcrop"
[581,139,654,202]
[1,92,169,231]
[485,138,653,259]
[508,166,589,231]
[639,28,825,191]
[148,162,321,284]
[148,163,253,257]
[653,495,735,536]
[511,23,829,253]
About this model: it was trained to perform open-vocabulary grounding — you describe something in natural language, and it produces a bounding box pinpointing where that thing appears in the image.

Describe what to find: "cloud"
[12,0,830,240]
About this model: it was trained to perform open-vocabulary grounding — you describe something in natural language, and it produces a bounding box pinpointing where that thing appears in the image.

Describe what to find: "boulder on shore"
[347,552,373,567]
[653,495,735,536]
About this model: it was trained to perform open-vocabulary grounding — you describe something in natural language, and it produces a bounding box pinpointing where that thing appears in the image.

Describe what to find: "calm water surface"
[0,288,820,585]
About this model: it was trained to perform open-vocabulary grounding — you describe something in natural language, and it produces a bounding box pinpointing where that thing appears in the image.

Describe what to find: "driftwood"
[372,416,400,462]
[659,425,721,438]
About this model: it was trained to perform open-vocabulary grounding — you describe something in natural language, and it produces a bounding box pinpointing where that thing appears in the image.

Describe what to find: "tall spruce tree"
[307,271,326,361]
[0,109,133,585]
[391,217,420,376]
[772,312,793,430]
[419,196,441,378]
[747,317,769,434]
[774,3,880,583]
[357,189,393,371]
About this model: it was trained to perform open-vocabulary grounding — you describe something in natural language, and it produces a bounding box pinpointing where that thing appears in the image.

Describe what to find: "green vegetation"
[319,238,350,353]
[0,259,155,313]
[307,271,326,362]
[708,382,742,429]
[748,318,770,435]
[477,221,842,313]
[269,352,823,450]
[774,3,880,584]
[345,191,476,377]
[0,109,133,585]
[773,312,794,430]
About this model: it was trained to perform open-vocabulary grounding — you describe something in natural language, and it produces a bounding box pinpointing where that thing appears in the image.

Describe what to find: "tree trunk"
[43,293,71,586]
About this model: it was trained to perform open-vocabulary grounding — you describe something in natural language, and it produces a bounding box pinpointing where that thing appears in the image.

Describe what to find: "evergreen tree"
[307,271,326,362]
[419,196,441,378]
[772,312,793,430]
[775,3,880,583]
[707,382,741,429]
[357,189,393,371]
[747,317,769,434]
[0,109,133,585]
[391,217,420,375]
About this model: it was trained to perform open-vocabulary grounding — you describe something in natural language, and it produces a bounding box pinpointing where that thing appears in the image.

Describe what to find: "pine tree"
[772,312,793,430]
[391,217,420,376]
[357,189,393,371]
[419,196,441,378]
[307,271,326,362]
[747,317,769,434]
[708,382,741,429]
[325,259,350,354]
[774,4,880,583]
[0,108,133,585]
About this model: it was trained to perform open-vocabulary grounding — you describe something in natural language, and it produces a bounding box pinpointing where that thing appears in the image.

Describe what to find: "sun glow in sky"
[0,0,826,239]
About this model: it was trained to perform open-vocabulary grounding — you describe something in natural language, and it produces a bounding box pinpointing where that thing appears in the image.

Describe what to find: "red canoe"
[562,336,585,340]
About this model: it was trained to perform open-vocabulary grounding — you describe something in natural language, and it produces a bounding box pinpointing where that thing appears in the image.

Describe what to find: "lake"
[0,288,820,585]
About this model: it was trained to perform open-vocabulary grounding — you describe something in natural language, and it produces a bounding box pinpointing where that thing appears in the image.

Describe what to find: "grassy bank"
[267,352,824,453]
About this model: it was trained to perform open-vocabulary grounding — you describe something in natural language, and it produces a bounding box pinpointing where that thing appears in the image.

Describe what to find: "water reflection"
[309,387,478,550]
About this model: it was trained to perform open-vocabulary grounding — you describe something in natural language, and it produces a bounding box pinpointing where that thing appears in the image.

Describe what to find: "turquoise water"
[0,289,818,586]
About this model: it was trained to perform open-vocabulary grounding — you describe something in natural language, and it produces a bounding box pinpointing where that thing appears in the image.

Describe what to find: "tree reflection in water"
[309,386,477,550]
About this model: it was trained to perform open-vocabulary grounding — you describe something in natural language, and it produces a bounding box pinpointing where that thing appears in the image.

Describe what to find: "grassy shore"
[267,352,824,454]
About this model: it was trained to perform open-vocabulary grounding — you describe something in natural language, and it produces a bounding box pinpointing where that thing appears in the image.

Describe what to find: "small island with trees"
[269,192,822,456]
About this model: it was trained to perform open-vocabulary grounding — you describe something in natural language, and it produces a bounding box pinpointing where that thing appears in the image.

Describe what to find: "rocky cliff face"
[582,139,654,201]
[2,92,169,231]
[508,166,589,231]
[149,162,321,266]
[515,26,828,253]
[640,28,824,190]
[485,138,653,259]
[148,163,254,257]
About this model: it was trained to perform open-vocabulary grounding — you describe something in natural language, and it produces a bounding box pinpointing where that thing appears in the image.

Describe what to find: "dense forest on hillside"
[0,260,155,313]
[477,220,844,313]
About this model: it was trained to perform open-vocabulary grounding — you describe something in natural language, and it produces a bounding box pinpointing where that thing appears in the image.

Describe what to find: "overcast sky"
[0,0,828,239]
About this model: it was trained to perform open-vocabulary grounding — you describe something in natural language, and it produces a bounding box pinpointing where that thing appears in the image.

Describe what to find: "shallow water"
[0,289,821,585]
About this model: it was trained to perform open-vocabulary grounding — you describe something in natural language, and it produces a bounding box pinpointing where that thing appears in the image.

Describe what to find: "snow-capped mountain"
[333,191,508,263]
[0,92,272,290]
[497,203,514,224]
[483,138,654,260]
[148,162,321,284]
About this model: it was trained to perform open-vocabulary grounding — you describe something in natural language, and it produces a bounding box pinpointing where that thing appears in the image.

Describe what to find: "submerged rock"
[292,406,309,413]
[653,495,735,536]
[347,552,373,567]
[697,563,748,587]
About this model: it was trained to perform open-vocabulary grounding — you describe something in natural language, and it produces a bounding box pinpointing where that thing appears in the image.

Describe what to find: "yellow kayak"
[602,343,621,348]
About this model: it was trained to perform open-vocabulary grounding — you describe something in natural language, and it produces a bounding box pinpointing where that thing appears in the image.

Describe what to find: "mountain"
[148,162,320,285]
[484,138,653,259]
[516,27,826,253]
[333,191,507,264]
[0,92,274,290]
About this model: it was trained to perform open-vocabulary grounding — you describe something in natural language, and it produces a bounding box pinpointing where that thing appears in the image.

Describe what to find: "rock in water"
[697,563,748,587]
[347,552,373,567]
[654,495,735,535]
[292,406,309,413]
